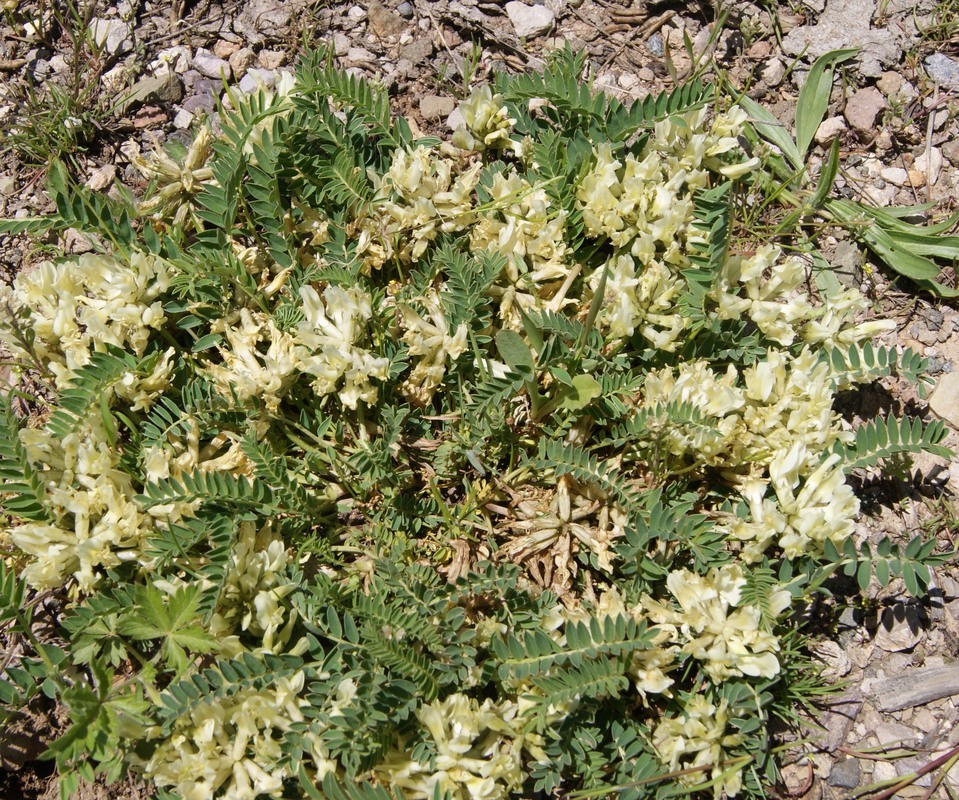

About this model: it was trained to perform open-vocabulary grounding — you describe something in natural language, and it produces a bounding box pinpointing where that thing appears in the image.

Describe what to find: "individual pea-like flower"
[398,289,468,405]
[133,126,215,229]
[652,695,747,798]
[453,85,520,155]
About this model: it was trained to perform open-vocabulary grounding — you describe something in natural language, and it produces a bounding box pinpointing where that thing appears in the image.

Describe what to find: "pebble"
[400,38,433,65]
[646,33,665,56]
[85,165,116,192]
[181,92,215,116]
[155,46,192,74]
[193,49,232,80]
[943,139,959,167]
[505,1,555,38]
[874,129,893,151]
[420,94,456,120]
[930,372,959,428]
[257,49,286,70]
[213,40,240,59]
[761,58,785,88]
[815,115,846,145]
[914,147,943,186]
[332,33,351,56]
[446,107,465,132]
[844,87,886,135]
[874,603,924,652]
[367,1,407,37]
[229,47,256,76]
[348,5,368,22]
[90,18,133,55]
[827,757,860,789]
[173,108,195,129]
[121,69,184,109]
[397,1,414,17]
[876,70,903,97]
[880,166,909,185]
[872,760,897,783]
[234,0,303,44]
[346,47,377,64]
[925,52,959,89]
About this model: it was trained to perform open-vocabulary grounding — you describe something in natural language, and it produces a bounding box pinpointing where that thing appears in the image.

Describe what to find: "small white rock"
[930,371,959,428]
[193,49,232,80]
[85,165,116,192]
[348,5,368,21]
[155,45,192,74]
[505,1,555,38]
[332,33,351,56]
[815,115,846,145]
[880,166,909,186]
[762,58,785,88]
[173,108,195,129]
[346,47,376,64]
[915,147,943,186]
[446,107,465,132]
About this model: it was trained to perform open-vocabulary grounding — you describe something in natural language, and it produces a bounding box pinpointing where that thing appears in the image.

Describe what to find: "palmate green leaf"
[118,584,218,674]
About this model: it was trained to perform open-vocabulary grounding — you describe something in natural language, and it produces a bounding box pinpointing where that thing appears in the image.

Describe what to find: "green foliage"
[832,416,952,472]
[740,48,959,296]
[0,396,51,522]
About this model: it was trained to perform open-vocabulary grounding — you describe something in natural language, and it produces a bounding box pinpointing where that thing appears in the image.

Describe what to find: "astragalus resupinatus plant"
[0,46,953,800]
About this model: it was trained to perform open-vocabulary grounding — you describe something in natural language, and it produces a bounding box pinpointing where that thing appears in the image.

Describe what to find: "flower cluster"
[652,695,747,798]
[644,565,791,681]
[377,694,541,800]
[145,673,308,800]
[2,251,170,386]
[11,412,154,593]
[361,146,482,267]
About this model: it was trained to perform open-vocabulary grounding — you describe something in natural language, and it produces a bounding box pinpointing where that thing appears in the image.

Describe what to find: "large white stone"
[505,2,555,39]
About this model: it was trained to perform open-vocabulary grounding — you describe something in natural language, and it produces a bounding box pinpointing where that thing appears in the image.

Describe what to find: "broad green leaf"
[556,374,602,412]
[739,95,803,172]
[795,49,858,160]
[495,329,535,373]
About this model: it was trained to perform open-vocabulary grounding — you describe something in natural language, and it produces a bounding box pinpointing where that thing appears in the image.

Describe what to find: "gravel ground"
[2,0,959,797]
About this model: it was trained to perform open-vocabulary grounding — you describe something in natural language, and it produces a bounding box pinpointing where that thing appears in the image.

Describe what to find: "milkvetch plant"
[0,45,954,800]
